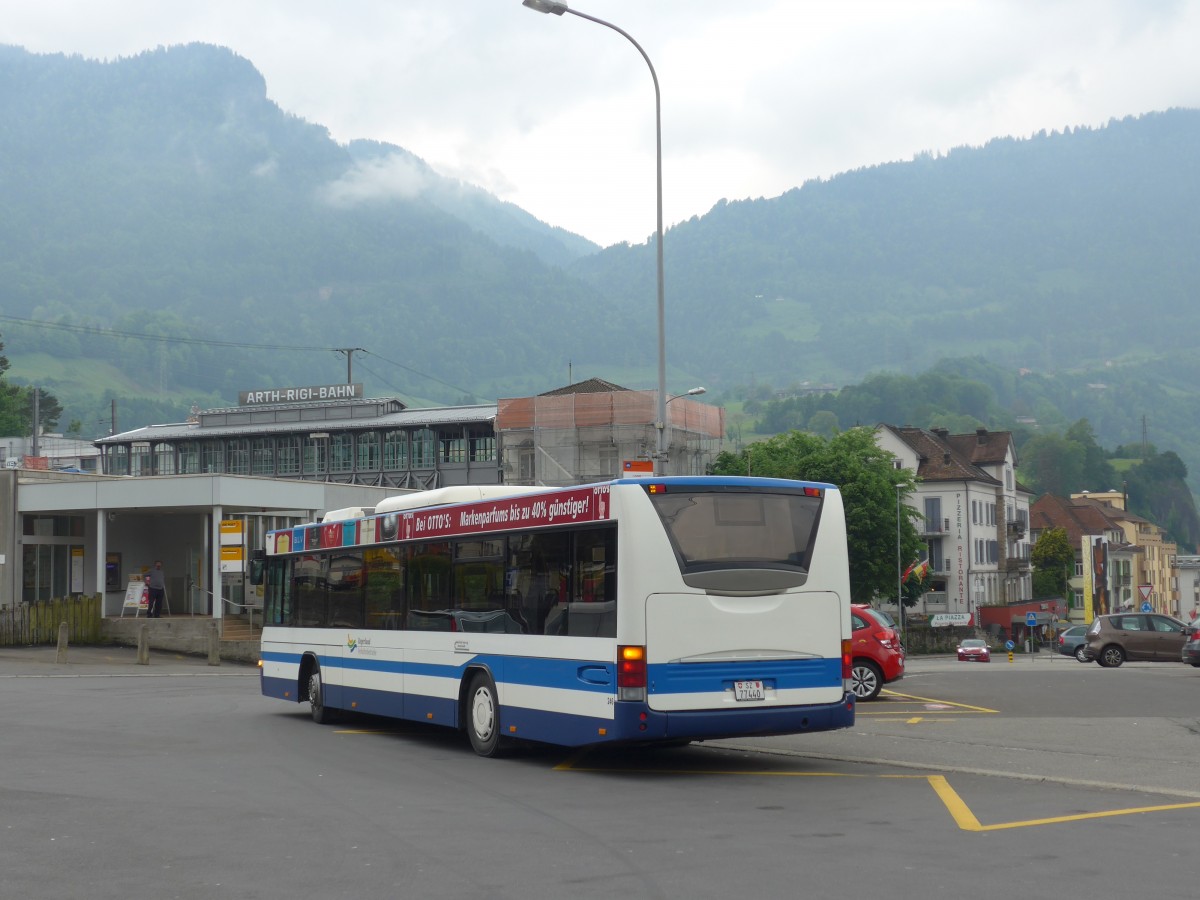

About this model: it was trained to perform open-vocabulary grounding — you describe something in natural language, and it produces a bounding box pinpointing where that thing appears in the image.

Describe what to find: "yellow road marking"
[927,774,1200,831]
[880,689,999,713]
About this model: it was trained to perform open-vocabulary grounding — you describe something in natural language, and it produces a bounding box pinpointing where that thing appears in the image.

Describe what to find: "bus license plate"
[733,680,765,701]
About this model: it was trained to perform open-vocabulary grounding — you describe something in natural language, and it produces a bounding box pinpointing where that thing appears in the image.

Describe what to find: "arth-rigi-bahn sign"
[238,383,364,405]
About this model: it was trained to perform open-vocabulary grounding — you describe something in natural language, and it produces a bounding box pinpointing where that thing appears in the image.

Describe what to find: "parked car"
[849,605,905,701]
[1182,624,1200,667]
[1083,613,1190,667]
[1057,624,1091,662]
[956,638,991,662]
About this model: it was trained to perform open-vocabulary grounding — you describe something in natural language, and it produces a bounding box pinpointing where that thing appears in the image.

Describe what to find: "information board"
[122,576,148,611]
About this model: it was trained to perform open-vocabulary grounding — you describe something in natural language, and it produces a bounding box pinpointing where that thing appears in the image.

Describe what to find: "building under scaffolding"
[496,378,725,486]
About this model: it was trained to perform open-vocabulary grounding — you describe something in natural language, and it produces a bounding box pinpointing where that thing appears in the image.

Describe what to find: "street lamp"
[895,483,905,644]
[667,386,705,404]
[522,0,669,475]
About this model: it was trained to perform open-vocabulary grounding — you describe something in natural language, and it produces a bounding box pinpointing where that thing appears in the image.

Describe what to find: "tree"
[710,427,924,604]
[0,333,63,436]
[1031,526,1073,599]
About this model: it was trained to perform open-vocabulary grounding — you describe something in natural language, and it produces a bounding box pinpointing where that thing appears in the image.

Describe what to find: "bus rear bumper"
[613,692,856,743]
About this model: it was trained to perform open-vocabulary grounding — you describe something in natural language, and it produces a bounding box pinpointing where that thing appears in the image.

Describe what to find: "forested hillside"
[4,41,1200,500]
[572,109,1200,386]
[0,43,607,413]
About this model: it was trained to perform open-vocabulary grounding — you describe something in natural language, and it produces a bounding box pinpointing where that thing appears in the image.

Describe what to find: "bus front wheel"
[307,662,335,725]
[466,672,505,757]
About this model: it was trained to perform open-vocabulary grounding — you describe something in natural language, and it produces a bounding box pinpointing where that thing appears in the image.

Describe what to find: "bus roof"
[373,484,551,515]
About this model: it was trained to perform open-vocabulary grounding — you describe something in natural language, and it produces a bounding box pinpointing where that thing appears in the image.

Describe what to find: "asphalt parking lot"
[2,644,1199,899]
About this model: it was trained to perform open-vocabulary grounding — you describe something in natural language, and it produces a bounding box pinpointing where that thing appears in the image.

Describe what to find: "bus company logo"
[346,635,358,653]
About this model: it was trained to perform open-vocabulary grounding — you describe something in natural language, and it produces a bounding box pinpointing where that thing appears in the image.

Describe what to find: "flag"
[903,559,931,583]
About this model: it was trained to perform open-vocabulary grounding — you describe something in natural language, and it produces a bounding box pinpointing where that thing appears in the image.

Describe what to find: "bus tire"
[466,671,505,757]
[850,659,883,701]
[307,661,335,724]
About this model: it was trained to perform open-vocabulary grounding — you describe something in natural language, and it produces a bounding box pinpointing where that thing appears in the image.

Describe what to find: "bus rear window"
[646,489,822,575]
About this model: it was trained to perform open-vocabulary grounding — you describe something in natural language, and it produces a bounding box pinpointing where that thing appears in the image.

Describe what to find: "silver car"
[1056,624,1090,662]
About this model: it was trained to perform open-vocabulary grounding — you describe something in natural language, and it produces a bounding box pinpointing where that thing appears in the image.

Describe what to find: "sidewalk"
[0,643,258,675]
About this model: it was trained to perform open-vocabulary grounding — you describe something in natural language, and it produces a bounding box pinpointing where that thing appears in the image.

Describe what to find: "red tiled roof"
[539,378,632,397]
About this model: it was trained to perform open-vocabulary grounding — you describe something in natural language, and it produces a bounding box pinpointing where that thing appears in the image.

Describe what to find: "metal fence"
[0,595,103,646]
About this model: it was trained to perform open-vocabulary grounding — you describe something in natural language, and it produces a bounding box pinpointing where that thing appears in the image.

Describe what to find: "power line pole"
[335,348,365,385]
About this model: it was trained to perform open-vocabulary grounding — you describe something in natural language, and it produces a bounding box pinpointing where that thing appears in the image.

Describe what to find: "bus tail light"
[617,645,646,701]
[841,638,852,682]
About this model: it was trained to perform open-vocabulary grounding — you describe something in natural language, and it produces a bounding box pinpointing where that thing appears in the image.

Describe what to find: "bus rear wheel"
[466,672,506,757]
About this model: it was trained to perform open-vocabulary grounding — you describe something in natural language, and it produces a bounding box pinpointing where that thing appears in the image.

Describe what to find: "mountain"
[0,43,611,411]
[4,41,1200,471]
[570,109,1200,386]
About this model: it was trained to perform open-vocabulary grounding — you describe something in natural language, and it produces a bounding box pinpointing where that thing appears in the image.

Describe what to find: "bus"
[256,476,856,756]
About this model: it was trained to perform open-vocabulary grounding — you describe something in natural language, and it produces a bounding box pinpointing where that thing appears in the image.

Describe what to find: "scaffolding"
[496,390,725,487]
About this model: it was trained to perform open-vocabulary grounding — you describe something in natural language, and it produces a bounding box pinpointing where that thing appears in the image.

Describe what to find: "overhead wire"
[0,314,480,401]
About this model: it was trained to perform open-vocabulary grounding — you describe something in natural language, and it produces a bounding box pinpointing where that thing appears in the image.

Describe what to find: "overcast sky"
[6,1,1200,247]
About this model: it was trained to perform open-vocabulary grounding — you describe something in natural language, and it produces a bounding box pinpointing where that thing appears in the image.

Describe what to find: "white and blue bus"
[257,476,856,756]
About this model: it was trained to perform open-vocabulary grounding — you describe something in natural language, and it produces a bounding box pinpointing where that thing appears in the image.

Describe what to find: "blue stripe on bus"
[262,649,616,693]
[647,658,842,696]
[265,649,840,697]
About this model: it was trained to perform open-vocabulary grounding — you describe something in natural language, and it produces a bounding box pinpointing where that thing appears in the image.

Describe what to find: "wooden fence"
[0,595,103,647]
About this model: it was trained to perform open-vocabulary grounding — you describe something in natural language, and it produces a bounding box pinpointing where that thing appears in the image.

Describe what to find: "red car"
[849,605,905,700]
[956,638,991,662]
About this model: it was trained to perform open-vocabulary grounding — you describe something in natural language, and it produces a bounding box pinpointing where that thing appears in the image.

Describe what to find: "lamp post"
[522,0,669,474]
[895,483,905,644]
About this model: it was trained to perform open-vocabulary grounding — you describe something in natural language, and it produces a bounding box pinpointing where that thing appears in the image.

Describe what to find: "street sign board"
[1140,601,1152,612]
[930,613,973,627]
[1025,612,1038,627]
[1139,584,1153,601]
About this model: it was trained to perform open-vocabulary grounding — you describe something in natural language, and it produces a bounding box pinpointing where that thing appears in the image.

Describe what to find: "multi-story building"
[1069,491,1179,617]
[1028,492,1136,622]
[875,426,1033,622]
[1029,490,1182,620]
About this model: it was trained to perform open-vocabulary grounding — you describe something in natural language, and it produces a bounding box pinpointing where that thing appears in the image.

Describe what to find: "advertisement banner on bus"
[401,485,609,540]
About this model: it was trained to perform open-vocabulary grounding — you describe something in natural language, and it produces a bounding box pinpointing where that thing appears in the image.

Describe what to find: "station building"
[1,379,723,624]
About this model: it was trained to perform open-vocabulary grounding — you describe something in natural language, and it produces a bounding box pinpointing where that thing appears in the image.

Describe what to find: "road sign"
[1140,601,1152,613]
[1026,612,1038,627]
[1139,584,1153,601]
[1005,640,1015,651]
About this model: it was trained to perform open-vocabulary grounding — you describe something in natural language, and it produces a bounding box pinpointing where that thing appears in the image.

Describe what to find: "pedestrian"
[146,560,166,618]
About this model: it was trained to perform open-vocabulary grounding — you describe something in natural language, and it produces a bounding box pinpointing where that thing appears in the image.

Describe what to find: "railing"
[920,517,950,536]
[191,583,259,636]
[0,595,103,647]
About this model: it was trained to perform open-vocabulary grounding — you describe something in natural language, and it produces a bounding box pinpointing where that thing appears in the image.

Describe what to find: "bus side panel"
[259,629,345,709]
[339,654,407,719]
[261,648,301,702]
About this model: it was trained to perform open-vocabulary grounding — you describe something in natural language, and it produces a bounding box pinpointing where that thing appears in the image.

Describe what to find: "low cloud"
[318,154,431,208]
